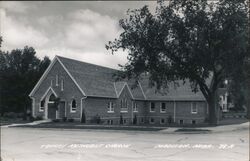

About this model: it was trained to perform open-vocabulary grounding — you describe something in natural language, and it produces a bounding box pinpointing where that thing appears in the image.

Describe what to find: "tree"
[106,0,249,125]
[244,58,250,118]
[0,45,51,117]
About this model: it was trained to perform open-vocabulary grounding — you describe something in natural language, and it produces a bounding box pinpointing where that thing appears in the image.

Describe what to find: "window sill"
[120,111,128,113]
[107,111,114,113]
[160,111,166,113]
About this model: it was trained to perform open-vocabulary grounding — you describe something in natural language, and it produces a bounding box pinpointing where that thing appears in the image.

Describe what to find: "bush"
[30,116,35,122]
[3,112,18,118]
[17,113,24,118]
[90,115,101,124]
[68,118,74,122]
[168,115,173,124]
[52,119,60,122]
[62,117,67,122]
[35,116,43,121]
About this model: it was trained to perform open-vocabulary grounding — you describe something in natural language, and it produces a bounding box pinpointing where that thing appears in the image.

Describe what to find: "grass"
[175,128,211,132]
[14,122,165,131]
[0,117,31,126]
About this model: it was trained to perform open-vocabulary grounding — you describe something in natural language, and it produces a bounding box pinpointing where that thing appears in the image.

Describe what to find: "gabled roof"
[140,78,206,101]
[30,55,207,101]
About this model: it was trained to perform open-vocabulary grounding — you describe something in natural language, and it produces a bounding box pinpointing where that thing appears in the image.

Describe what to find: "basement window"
[150,118,155,124]
[160,118,165,124]
[107,120,113,125]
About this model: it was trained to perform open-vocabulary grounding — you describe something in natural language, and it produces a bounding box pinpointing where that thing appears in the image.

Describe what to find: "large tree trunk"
[207,93,218,125]
[208,100,218,125]
[246,84,250,119]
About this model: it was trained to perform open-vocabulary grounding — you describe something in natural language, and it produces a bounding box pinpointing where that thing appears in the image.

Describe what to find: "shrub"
[68,118,74,122]
[3,112,18,118]
[168,116,173,124]
[35,116,43,121]
[52,119,60,122]
[30,116,35,122]
[62,117,67,122]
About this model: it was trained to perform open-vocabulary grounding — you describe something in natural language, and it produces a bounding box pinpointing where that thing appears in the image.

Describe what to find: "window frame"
[133,101,138,112]
[61,79,64,91]
[107,102,114,113]
[191,102,198,114]
[150,117,155,124]
[56,75,59,86]
[50,79,53,86]
[39,99,45,112]
[160,102,166,113]
[120,98,128,113]
[160,118,165,124]
[150,102,155,112]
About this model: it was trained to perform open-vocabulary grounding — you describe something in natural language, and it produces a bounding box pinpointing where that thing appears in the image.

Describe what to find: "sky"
[0,1,158,69]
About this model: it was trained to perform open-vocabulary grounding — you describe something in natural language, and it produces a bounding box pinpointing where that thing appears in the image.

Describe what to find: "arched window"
[71,99,77,112]
[39,99,45,112]
[49,94,56,102]
[61,79,64,91]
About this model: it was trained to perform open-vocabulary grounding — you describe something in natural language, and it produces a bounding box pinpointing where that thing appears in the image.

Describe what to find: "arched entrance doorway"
[47,93,57,119]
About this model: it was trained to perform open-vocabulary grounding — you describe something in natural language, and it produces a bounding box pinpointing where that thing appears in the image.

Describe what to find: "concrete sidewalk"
[2,120,249,134]
[1,119,51,128]
[160,122,249,133]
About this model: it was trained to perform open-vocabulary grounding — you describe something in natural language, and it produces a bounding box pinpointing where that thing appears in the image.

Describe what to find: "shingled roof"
[57,56,206,101]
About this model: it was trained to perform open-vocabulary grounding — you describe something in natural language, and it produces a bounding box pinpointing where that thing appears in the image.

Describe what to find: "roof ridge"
[56,55,119,71]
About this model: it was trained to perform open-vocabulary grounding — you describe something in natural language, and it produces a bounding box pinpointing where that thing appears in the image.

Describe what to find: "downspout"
[131,101,134,124]
[173,99,176,123]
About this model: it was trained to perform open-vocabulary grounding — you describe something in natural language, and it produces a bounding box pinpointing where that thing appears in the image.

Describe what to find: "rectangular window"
[107,102,114,113]
[123,119,127,124]
[133,102,138,112]
[179,120,184,125]
[192,120,196,125]
[56,75,59,86]
[191,102,198,114]
[160,102,166,113]
[150,102,155,112]
[150,118,155,124]
[107,120,113,125]
[160,118,165,124]
[39,100,45,112]
[61,79,64,91]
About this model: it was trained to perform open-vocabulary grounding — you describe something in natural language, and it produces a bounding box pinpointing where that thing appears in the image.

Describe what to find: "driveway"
[1,125,249,161]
